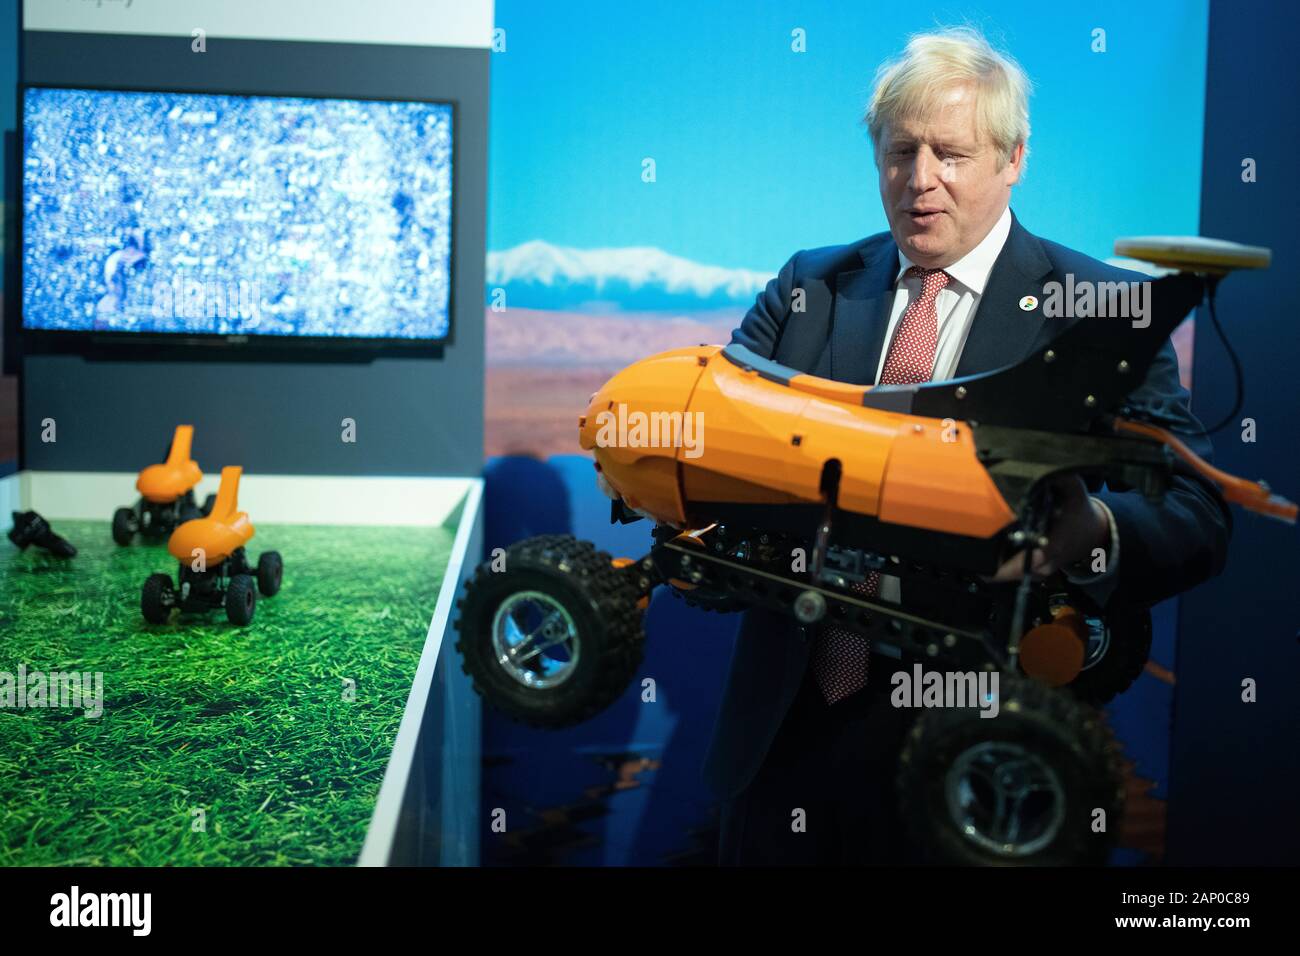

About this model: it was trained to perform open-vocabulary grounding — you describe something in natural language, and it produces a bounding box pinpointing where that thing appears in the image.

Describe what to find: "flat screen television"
[21,86,454,344]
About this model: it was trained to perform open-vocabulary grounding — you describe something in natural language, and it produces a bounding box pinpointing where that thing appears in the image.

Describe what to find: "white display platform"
[3,469,485,867]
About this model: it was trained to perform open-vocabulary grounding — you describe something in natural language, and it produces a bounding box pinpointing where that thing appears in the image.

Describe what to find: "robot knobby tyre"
[454,535,645,728]
[896,671,1125,866]
[225,574,258,626]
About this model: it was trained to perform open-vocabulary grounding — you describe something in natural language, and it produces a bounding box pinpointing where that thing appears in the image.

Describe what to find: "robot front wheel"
[203,556,282,625]
[455,535,645,728]
[225,575,258,625]
[896,671,1125,865]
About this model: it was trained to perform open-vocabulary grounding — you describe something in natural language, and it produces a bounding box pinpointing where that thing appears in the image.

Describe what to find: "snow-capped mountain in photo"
[486,240,771,312]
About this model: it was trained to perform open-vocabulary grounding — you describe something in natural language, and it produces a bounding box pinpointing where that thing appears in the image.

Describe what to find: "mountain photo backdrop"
[484,241,767,457]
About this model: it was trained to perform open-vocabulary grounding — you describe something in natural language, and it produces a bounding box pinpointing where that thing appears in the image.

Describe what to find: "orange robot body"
[168,466,254,564]
[136,425,203,503]
[580,345,1015,540]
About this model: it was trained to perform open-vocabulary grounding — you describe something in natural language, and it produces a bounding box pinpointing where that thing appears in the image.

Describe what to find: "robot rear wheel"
[896,671,1124,866]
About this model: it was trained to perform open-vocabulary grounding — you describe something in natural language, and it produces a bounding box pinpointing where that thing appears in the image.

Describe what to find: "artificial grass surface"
[0,519,454,866]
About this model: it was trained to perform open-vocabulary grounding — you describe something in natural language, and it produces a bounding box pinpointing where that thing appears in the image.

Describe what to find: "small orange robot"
[113,425,215,545]
[141,466,283,626]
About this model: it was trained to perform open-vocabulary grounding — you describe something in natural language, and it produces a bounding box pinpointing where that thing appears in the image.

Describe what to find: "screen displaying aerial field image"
[22,86,453,341]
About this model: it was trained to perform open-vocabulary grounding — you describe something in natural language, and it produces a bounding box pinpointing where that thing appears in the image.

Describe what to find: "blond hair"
[865,26,1032,169]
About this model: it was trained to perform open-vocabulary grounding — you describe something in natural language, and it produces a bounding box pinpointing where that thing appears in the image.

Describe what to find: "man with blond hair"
[699,26,1229,864]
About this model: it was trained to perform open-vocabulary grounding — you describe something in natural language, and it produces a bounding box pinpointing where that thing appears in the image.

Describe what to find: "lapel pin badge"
[1019,295,1038,311]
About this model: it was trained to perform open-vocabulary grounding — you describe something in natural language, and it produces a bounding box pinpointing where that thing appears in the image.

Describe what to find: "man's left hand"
[985,473,1111,583]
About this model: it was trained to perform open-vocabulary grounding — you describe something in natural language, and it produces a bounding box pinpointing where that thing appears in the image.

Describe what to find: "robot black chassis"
[113,489,215,546]
[142,546,283,626]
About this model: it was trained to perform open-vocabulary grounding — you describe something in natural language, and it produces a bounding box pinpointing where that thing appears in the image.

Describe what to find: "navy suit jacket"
[700,211,1232,801]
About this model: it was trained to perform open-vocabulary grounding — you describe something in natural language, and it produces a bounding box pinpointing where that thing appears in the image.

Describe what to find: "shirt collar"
[896,205,1013,294]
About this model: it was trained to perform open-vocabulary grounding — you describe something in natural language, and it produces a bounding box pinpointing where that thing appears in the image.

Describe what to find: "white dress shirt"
[870,206,1120,614]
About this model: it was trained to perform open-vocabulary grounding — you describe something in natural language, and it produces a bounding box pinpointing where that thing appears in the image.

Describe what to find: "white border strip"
[24,0,494,50]
[21,471,472,528]
[357,478,483,866]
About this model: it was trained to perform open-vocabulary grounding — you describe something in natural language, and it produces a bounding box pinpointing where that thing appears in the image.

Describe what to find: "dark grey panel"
[24,352,479,475]
[20,31,487,475]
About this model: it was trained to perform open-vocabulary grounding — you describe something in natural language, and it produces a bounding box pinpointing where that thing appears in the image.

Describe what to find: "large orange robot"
[455,237,1294,864]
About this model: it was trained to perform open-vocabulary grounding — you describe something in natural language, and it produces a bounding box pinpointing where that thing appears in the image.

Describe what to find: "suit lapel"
[953,211,1055,378]
[830,238,900,385]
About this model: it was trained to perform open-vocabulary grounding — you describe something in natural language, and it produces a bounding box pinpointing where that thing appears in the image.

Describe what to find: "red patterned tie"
[809,266,950,704]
